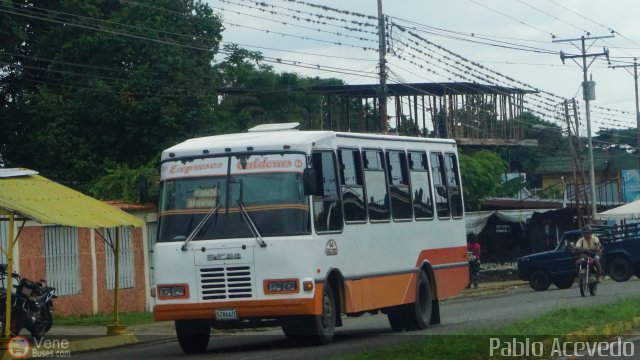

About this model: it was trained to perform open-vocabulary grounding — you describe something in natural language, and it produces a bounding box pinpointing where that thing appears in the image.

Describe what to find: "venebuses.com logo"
[7,336,31,358]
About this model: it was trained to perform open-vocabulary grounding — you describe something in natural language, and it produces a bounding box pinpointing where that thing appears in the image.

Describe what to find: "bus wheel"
[387,271,432,331]
[409,271,432,330]
[310,285,336,345]
[284,285,337,344]
[175,319,210,354]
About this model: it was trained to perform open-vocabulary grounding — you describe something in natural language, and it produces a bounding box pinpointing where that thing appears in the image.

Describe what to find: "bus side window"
[338,148,367,222]
[311,151,344,233]
[363,149,390,222]
[430,152,450,219]
[408,151,434,220]
[386,150,412,220]
[445,153,463,218]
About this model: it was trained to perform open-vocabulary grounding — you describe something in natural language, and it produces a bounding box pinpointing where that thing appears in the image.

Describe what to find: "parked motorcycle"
[0,264,57,338]
[577,251,598,297]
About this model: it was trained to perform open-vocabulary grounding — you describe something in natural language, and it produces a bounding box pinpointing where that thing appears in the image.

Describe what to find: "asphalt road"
[73,279,640,360]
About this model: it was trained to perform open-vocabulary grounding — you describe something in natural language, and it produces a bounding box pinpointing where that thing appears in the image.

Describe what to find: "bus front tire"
[175,319,211,354]
[387,271,433,331]
[282,285,336,345]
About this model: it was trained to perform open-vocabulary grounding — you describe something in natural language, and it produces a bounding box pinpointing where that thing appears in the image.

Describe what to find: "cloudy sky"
[208,0,640,133]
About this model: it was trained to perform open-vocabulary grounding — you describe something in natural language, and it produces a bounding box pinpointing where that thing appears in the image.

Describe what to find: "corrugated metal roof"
[0,170,144,228]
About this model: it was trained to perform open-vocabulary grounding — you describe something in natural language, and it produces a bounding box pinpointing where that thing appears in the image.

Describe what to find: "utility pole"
[565,100,584,228]
[610,59,640,169]
[377,0,388,133]
[554,35,613,219]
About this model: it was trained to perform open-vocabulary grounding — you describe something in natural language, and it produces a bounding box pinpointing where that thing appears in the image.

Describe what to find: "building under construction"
[222,81,538,146]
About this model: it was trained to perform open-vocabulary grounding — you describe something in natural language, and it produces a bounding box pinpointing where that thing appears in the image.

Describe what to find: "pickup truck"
[517,223,640,291]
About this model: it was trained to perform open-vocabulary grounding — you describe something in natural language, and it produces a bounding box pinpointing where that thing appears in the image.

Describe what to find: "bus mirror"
[303,168,322,196]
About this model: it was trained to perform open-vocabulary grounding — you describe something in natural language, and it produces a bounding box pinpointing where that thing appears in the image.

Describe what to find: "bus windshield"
[158,153,310,242]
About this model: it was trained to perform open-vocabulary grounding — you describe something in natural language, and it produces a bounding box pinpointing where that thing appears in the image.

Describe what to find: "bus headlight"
[157,284,189,299]
[265,279,299,294]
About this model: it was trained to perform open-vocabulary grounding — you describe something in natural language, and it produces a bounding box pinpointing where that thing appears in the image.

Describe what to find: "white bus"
[153,123,468,353]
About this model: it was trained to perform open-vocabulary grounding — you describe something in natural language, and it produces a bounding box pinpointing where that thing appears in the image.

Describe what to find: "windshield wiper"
[237,200,267,248]
[181,204,220,251]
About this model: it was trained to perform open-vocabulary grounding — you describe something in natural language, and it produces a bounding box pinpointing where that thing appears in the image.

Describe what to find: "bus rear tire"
[175,319,210,354]
[387,271,432,331]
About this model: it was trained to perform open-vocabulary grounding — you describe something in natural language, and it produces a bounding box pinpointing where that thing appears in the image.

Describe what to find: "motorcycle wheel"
[589,282,597,296]
[29,308,52,340]
[579,273,587,297]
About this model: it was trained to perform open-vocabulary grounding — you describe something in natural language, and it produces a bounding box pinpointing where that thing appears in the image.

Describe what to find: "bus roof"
[162,129,456,161]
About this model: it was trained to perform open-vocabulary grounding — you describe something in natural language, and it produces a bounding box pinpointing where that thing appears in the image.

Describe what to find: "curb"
[452,281,528,299]
[65,333,139,353]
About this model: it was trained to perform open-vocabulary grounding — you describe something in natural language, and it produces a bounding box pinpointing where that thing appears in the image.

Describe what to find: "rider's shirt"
[575,235,601,251]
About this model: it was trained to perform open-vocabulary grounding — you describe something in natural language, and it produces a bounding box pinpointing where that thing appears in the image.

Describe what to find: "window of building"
[105,226,135,290]
[387,150,412,220]
[408,151,434,220]
[312,151,344,232]
[363,149,390,221]
[44,226,81,296]
[430,152,450,219]
[445,153,464,218]
[338,148,367,222]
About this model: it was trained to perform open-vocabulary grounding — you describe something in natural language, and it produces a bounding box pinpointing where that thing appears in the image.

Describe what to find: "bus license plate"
[215,308,238,321]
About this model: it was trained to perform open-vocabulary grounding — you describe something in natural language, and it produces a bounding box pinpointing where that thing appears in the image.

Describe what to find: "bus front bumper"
[153,285,324,321]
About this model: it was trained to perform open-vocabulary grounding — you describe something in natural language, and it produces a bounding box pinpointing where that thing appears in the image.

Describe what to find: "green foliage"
[495,176,527,198]
[1,0,222,186]
[56,311,153,326]
[89,161,159,202]
[498,112,566,174]
[459,150,507,210]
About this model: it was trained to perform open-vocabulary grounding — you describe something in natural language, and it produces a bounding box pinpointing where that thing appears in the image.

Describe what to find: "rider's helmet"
[581,225,593,235]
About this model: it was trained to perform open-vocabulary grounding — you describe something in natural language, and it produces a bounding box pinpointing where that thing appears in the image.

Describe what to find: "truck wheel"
[554,276,574,289]
[529,270,551,291]
[175,319,210,354]
[608,257,632,282]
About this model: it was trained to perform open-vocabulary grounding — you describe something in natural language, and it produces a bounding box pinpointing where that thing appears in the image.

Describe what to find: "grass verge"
[55,311,153,326]
[346,296,640,360]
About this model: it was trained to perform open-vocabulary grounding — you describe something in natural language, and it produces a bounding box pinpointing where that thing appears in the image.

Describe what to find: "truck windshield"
[158,153,310,242]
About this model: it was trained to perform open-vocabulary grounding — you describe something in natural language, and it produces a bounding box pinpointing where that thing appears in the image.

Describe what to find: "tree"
[459,150,508,210]
[0,0,223,187]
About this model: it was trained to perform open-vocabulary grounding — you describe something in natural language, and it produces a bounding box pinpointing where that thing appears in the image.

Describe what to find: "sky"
[207,0,640,134]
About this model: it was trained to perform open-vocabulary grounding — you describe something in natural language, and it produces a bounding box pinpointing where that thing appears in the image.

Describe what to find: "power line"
[467,0,556,39]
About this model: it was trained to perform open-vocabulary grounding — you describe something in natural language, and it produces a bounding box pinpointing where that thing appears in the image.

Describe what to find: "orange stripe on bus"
[344,272,415,313]
[415,246,468,299]
[153,283,324,321]
[433,266,468,298]
[415,246,469,267]
[161,204,310,216]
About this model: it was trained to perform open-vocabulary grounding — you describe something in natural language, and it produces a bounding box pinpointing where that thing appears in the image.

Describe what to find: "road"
[74,279,640,360]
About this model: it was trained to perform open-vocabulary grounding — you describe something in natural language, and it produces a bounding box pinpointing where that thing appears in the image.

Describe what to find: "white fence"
[44,226,81,296]
[105,227,135,290]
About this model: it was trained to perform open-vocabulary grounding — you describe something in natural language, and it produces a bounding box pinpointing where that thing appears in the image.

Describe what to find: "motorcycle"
[0,264,57,339]
[576,250,598,297]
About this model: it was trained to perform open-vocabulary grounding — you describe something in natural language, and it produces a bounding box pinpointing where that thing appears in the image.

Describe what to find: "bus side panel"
[416,246,469,299]
[344,272,415,313]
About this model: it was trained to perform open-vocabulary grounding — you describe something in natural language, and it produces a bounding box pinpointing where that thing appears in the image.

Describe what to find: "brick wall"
[16,225,147,317]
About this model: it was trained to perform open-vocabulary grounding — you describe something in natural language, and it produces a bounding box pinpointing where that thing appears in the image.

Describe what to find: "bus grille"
[199,266,253,300]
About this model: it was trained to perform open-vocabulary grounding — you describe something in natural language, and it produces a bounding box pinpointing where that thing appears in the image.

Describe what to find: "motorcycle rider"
[574,225,604,281]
